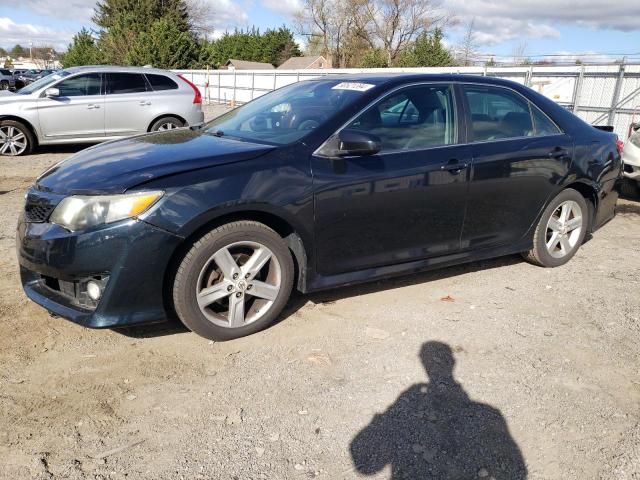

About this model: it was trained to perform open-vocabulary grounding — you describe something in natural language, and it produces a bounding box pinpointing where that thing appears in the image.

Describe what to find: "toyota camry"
[17,74,622,340]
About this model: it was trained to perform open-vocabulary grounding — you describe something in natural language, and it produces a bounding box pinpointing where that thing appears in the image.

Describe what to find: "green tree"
[360,48,388,68]
[93,0,196,65]
[397,29,453,67]
[0,48,7,57]
[127,18,197,68]
[198,27,300,68]
[62,28,102,67]
[11,44,26,57]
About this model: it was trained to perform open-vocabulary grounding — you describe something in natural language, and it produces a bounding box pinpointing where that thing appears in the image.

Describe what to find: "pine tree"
[93,0,196,66]
[127,18,197,69]
[62,29,102,67]
[397,29,453,67]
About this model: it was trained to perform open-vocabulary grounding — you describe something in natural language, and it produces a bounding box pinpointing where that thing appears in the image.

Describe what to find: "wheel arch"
[0,115,39,145]
[147,114,187,132]
[562,180,598,232]
[162,209,311,319]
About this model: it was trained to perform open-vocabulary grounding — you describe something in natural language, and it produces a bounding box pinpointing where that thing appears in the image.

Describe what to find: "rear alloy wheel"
[0,120,34,156]
[522,188,588,267]
[173,221,294,340]
[150,116,184,132]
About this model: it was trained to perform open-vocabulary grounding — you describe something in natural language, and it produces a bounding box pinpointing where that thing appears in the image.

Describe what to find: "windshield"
[205,79,377,145]
[18,70,71,95]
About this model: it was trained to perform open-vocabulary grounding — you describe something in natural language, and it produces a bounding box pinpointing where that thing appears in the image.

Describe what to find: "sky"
[0,0,639,62]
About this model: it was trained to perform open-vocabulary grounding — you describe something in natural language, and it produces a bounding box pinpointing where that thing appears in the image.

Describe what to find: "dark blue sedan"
[17,74,622,340]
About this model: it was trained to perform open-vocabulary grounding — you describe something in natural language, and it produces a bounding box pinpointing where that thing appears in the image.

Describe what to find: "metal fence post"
[273,71,277,91]
[608,62,626,126]
[572,66,585,113]
[217,72,221,104]
[250,72,255,100]
[232,71,237,106]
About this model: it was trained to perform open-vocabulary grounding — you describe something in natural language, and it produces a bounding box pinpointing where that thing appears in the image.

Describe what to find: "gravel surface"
[0,107,639,479]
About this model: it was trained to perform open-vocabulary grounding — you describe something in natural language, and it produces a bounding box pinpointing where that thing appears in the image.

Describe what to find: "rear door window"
[106,73,149,94]
[146,74,179,91]
[464,85,534,141]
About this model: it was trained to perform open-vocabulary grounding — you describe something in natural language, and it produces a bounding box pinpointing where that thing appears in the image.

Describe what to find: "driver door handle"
[441,159,468,174]
[87,104,100,110]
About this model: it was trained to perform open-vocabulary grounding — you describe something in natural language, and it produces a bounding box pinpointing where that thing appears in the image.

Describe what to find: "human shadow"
[350,342,527,479]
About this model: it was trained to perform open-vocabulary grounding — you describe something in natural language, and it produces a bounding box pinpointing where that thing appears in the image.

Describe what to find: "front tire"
[172,221,294,341]
[0,120,35,156]
[522,188,588,267]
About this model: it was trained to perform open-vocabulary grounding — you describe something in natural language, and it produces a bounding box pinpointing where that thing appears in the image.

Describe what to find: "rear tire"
[172,221,294,341]
[0,120,35,156]
[150,116,184,132]
[0,81,8,91]
[522,188,588,267]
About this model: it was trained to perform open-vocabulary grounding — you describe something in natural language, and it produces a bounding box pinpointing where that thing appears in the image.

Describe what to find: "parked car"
[17,74,622,340]
[621,123,640,196]
[15,69,41,86]
[0,68,15,90]
[0,65,204,155]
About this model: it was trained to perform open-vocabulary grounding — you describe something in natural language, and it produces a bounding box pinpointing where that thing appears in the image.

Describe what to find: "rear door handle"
[139,100,151,106]
[548,147,568,159]
[87,104,100,110]
[441,159,468,174]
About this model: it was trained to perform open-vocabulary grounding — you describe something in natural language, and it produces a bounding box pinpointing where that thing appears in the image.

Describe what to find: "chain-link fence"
[175,64,640,138]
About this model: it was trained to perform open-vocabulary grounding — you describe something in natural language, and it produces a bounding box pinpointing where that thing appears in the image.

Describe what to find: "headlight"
[50,191,163,231]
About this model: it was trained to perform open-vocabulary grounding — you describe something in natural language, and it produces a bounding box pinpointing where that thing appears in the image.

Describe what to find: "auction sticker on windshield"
[332,82,375,92]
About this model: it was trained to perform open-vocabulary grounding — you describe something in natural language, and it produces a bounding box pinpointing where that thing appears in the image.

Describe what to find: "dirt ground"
[0,105,639,479]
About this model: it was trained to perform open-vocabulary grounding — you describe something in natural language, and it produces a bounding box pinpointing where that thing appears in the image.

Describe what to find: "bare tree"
[186,0,216,39]
[353,0,448,65]
[511,40,529,65]
[455,19,479,66]
[295,0,358,67]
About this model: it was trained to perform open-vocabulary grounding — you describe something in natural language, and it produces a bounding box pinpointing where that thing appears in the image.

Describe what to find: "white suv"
[0,65,204,156]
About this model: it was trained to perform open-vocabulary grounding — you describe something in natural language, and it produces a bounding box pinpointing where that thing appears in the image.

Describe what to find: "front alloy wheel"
[173,221,294,340]
[0,121,34,156]
[196,241,282,328]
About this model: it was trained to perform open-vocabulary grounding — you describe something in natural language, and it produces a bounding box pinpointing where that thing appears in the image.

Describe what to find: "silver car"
[0,65,205,156]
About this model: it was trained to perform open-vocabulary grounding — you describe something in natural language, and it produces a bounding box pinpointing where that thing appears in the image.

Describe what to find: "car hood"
[36,129,277,195]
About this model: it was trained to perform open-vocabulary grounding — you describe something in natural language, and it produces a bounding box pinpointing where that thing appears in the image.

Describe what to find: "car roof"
[63,65,176,76]
[305,72,527,89]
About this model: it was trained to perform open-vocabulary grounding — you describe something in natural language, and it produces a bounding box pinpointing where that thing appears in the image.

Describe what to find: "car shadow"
[350,341,528,479]
[115,255,523,339]
[617,201,640,216]
[31,144,96,156]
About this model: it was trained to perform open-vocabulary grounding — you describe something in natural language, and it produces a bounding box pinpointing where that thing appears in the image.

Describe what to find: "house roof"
[225,59,275,70]
[277,55,326,70]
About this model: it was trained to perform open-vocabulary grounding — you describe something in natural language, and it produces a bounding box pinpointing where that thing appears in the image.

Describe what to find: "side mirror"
[44,87,59,98]
[336,129,382,157]
[632,122,640,132]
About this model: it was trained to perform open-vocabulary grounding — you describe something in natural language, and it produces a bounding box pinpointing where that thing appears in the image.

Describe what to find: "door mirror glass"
[44,87,59,98]
[337,129,382,157]
[632,122,640,132]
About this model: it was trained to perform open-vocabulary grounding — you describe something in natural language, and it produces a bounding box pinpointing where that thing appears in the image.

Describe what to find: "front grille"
[25,202,55,223]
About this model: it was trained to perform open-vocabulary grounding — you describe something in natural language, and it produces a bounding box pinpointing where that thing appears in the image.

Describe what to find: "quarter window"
[106,73,148,94]
[531,105,561,136]
[55,73,102,97]
[347,84,456,152]
[146,74,179,91]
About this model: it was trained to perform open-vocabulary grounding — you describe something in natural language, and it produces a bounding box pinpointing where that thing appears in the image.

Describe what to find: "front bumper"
[17,206,183,328]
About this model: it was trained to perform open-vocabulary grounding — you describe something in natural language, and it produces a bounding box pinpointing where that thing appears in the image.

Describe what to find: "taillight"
[178,74,202,104]
[616,138,624,156]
